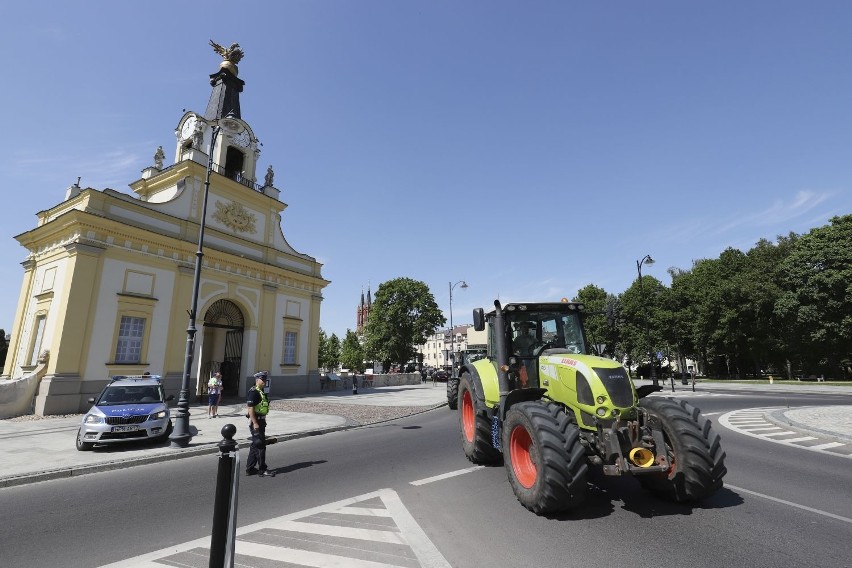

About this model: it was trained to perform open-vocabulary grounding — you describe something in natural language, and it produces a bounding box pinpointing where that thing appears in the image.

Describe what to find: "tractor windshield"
[508,311,586,356]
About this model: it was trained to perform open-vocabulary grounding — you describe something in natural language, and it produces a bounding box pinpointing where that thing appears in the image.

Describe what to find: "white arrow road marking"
[99,488,451,568]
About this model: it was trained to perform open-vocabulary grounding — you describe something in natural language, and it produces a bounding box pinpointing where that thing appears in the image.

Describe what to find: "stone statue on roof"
[154,146,165,170]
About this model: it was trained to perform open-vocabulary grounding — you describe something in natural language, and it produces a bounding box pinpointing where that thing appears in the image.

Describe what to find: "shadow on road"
[543,473,742,521]
[268,459,328,477]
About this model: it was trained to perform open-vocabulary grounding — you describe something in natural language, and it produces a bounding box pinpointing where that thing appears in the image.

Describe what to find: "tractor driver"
[513,322,537,356]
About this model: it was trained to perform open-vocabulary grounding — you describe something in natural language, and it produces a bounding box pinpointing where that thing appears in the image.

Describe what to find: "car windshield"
[98,385,163,405]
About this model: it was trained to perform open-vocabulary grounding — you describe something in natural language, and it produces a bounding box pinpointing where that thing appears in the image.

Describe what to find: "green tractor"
[457,300,726,515]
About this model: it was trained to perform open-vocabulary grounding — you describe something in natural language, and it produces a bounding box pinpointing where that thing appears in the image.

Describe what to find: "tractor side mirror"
[473,308,485,331]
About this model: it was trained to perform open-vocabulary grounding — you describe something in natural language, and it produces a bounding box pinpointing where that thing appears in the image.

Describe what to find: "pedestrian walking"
[208,372,223,418]
[246,371,274,477]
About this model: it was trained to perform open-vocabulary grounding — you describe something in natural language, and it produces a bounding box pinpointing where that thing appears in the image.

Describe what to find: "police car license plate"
[112,425,139,432]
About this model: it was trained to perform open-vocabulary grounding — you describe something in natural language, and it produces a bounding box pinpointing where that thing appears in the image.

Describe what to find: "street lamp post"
[170,119,222,448]
[448,280,468,377]
[636,254,657,387]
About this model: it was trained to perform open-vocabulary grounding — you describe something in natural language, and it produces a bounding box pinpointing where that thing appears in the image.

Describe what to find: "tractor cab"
[474,301,587,389]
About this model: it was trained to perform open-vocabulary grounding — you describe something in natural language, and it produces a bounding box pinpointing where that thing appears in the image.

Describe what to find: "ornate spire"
[204,40,245,121]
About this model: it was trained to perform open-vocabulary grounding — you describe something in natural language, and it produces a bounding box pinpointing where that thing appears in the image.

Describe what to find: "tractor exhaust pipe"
[629,447,655,468]
[493,300,511,409]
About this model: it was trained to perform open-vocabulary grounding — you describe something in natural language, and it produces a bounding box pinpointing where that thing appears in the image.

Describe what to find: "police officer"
[246,371,274,477]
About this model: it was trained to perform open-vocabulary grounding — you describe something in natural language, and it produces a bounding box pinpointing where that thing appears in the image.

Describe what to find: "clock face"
[234,129,250,148]
[181,116,197,140]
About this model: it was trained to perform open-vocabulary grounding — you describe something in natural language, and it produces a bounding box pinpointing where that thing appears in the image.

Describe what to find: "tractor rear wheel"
[638,397,727,502]
[459,373,501,464]
[502,401,588,514]
[447,378,459,410]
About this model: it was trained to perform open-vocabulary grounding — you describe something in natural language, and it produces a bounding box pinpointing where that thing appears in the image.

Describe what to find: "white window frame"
[114,315,146,364]
[28,314,47,366]
[283,331,297,365]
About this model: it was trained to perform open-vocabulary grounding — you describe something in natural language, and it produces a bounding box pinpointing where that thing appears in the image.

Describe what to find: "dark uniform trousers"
[247,417,268,471]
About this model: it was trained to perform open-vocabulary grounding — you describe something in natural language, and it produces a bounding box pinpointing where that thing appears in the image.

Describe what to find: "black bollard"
[210,424,240,568]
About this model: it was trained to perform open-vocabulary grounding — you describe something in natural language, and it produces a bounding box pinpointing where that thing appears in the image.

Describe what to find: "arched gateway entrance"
[200,299,245,397]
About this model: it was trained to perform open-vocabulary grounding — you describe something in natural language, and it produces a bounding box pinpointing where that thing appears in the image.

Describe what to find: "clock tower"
[2,41,329,417]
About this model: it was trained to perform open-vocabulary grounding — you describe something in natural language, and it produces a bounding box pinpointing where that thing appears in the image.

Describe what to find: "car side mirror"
[87,397,95,404]
[165,395,175,402]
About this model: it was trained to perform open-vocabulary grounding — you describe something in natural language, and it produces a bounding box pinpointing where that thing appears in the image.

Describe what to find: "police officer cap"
[254,371,268,379]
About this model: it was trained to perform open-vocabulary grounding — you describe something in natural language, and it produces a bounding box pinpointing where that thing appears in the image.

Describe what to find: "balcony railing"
[211,163,263,192]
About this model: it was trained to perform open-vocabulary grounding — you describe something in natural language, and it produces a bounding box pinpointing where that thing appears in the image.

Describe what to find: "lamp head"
[460,281,468,289]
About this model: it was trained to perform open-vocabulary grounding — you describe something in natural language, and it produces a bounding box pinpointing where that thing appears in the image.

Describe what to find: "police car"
[76,375,174,451]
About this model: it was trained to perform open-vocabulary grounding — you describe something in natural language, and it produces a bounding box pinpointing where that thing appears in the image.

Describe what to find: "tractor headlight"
[596,395,607,404]
[596,407,608,417]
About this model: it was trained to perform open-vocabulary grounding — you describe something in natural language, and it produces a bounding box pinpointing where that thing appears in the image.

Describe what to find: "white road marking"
[727,484,852,525]
[98,488,452,568]
[719,408,852,459]
[809,441,844,450]
[409,466,484,486]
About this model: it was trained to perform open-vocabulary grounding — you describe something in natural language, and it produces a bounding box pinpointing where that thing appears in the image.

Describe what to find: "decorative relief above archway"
[213,200,257,233]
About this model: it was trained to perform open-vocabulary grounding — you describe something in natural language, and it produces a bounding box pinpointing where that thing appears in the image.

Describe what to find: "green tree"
[776,215,852,378]
[619,275,668,376]
[574,285,619,357]
[364,278,445,370]
[317,329,330,370]
[340,329,365,372]
[327,333,341,371]
[318,330,342,371]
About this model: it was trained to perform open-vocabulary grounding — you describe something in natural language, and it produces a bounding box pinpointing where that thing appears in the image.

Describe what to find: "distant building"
[2,43,329,415]
[356,287,372,333]
[418,325,471,369]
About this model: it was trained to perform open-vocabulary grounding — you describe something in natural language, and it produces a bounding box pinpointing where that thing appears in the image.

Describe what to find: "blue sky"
[2,1,851,340]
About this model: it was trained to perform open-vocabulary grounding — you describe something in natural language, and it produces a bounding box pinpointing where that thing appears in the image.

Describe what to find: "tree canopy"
[364,277,445,370]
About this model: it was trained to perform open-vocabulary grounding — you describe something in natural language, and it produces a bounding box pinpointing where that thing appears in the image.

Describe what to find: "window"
[283,331,297,364]
[114,316,145,364]
[28,315,47,366]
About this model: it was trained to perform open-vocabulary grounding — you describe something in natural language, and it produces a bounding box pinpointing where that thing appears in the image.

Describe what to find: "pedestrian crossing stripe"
[98,489,452,568]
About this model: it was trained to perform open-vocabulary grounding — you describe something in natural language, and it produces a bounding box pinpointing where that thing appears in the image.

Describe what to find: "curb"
[0,403,446,489]
[765,408,852,445]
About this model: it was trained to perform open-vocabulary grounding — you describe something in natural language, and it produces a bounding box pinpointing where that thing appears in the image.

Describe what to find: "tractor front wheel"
[502,401,587,514]
[638,397,727,502]
[459,373,501,464]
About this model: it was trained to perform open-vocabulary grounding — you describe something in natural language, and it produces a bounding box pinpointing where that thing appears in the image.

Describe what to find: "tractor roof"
[486,301,585,317]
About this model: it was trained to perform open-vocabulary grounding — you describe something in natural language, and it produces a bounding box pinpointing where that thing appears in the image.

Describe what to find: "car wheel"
[156,420,174,443]
[76,428,94,451]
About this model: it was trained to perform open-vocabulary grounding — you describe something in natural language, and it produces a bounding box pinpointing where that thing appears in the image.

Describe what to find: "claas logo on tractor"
[453,299,727,515]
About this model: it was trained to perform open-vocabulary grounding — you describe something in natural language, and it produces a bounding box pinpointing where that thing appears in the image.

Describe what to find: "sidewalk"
[0,383,448,488]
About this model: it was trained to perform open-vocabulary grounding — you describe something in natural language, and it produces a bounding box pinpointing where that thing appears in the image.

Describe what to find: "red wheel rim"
[510,424,537,488]
[462,390,475,442]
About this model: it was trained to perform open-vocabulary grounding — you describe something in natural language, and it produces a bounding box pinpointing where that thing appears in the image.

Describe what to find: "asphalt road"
[2,388,850,568]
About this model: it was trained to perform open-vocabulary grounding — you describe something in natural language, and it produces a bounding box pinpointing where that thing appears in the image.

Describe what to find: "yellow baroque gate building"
[1,44,329,415]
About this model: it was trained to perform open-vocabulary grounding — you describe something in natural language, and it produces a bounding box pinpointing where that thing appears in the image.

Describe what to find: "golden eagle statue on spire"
[210,40,244,63]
